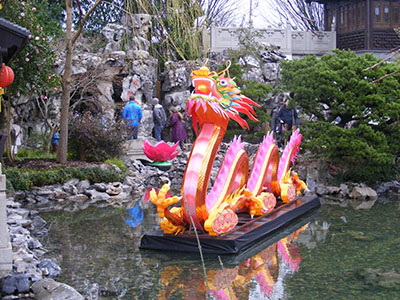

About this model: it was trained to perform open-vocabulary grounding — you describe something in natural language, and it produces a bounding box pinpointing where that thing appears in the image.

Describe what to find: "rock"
[66,194,89,202]
[38,259,61,278]
[35,196,50,205]
[63,179,80,195]
[1,273,31,294]
[106,182,123,195]
[36,189,55,199]
[13,191,26,201]
[6,198,21,208]
[107,192,129,207]
[76,180,91,194]
[86,190,110,203]
[93,183,108,192]
[32,216,47,230]
[352,200,377,210]
[326,186,341,195]
[350,186,378,201]
[27,238,43,250]
[63,183,78,196]
[161,62,191,92]
[54,189,68,199]
[358,268,400,290]
[315,185,329,196]
[31,278,84,300]
[339,183,350,198]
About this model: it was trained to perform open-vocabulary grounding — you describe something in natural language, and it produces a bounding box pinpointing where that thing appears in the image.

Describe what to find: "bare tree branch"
[363,50,399,72]
[370,70,400,84]
[264,0,324,32]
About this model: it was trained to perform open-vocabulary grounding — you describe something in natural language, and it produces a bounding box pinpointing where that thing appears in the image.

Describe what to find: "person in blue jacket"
[51,131,59,153]
[122,96,143,140]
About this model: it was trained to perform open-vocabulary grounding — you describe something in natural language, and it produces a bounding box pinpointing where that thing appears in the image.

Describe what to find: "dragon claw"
[149,184,180,218]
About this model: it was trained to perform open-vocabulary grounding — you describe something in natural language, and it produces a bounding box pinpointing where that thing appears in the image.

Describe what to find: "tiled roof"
[0,17,30,38]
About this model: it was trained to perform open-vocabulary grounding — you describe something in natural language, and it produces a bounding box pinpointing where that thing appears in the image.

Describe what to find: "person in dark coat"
[278,96,298,146]
[168,106,187,149]
[152,98,167,141]
[278,98,298,129]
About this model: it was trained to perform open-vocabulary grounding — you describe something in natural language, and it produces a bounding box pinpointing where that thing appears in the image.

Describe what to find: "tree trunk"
[56,0,73,163]
[56,0,103,163]
[5,89,15,162]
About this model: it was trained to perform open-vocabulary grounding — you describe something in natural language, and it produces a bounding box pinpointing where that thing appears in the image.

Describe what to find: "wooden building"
[312,0,400,53]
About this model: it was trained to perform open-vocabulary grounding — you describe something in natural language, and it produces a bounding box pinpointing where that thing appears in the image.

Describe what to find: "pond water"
[39,199,400,300]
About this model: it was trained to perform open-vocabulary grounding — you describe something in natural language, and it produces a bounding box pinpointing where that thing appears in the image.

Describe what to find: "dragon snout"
[192,78,216,96]
[197,83,209,94]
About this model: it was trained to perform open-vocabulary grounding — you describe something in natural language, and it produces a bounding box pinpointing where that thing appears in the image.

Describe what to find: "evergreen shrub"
[5,166,125,191]
[104,158,127,173]
[302,122,395,184]
[279,49,400,183]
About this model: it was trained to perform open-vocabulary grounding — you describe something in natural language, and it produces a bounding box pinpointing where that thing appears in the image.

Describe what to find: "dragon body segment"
[149,64,306,236]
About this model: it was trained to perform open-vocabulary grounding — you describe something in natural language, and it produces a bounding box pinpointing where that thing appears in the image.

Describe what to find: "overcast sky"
[239,0,280,28]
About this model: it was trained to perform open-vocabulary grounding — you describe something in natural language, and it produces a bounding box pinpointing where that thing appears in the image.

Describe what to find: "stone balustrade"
[203,25,336,59]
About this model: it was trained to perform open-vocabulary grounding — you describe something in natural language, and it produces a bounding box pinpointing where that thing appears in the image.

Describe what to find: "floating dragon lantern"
[146,62,307,236]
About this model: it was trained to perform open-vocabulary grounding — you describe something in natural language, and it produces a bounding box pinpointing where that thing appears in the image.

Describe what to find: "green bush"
[302,122,395,183]
[279,50,400,183]
[68,112,128,162]
[5,169,31,191]
[5,166,126,191]
[16,149,56,159]
[104,158,127,173]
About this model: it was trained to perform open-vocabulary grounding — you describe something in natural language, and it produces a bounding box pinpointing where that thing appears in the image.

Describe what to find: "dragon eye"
[219,79,228,87]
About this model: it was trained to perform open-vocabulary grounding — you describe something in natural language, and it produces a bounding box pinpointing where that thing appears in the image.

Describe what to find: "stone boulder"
[350,186,378,201]
[31,278,84,300]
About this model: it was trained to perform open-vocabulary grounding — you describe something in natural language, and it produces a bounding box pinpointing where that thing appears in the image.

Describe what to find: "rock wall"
[10,14,289,148]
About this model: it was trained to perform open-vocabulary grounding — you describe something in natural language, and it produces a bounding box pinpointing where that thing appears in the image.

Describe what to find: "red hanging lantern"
[0,64,15,87]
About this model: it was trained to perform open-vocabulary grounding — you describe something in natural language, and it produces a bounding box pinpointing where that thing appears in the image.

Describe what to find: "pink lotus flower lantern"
[142,140,180,162]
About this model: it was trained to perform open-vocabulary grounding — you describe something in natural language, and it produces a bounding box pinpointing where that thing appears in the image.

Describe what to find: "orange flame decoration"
[147,62,307,236]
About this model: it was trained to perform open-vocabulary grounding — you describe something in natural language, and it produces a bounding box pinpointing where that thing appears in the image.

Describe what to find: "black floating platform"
[140,196,320,255]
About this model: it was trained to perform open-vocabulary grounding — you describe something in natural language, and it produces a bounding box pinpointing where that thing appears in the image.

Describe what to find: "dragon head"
[186,63,260,132]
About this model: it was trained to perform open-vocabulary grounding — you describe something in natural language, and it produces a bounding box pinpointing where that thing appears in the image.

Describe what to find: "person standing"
[278,95,298,146]
[152,98,167,141]
[168,106,187,149]
[51,131,59,153]
[278,98,298,130]
[122,96,142,140]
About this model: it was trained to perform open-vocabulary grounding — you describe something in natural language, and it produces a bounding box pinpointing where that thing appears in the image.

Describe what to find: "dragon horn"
[217,60,232,76]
